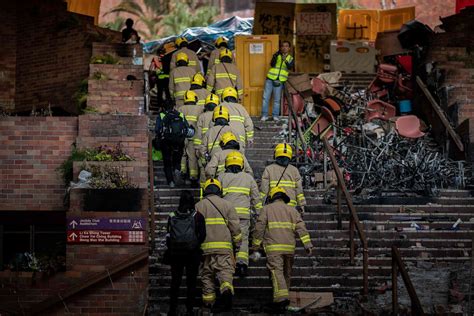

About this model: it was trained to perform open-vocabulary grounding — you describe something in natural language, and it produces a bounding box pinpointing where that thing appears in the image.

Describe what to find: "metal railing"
[27,250,148,315]
[284,87,369,297]
[391,246,425,315]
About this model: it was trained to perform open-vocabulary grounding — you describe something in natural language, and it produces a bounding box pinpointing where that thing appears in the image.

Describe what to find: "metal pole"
[350,218,355,265]
[392,247,398,315]
[148,133,156,250]
[336,184,342,230]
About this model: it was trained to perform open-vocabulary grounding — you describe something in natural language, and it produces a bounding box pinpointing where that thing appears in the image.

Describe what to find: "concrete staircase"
[148,118,474,314]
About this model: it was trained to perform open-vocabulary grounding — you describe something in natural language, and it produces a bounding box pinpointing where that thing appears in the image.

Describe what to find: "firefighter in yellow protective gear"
[251,186,313,311]
[196,178,241,311]
[169,52,197,106]
[205,131,253,179]
[177,90,203,184]
[206,48,243,99]
[218,151,261,276]
[170,36,201,73]
[199,106,244,163]
[219,86,254,145]
[189,73,210,106]
[260,144,306,210]
[195,94,220,187]
[207,37,235,75]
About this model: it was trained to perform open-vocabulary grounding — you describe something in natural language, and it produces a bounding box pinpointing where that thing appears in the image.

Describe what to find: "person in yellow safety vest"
[219,86,254,146]
[261,41,294,122]
[218,151,262,277]
[195,94,220,187]
[260,143,306,211]
[251,186,313,312]
[206,48,244,99]
[205,131,253,179]
[177,90,204,186]
[199,105,245,163]
[169,52,197,106]
[170,36,201,73]
[196,178,241,312]
[207,36,235,75]
[189,73,210,106]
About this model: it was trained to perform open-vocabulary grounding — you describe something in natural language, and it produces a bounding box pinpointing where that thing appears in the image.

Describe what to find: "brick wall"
[89,64,143,81]
[0,2,17,111]
[9,1,120,114]
[0,117,78,211]
[87,80,144,114]
[77,114,149,162]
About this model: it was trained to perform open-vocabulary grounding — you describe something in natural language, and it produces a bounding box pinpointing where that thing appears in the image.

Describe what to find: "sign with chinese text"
[67,230,145,244]
[67,217,145,230]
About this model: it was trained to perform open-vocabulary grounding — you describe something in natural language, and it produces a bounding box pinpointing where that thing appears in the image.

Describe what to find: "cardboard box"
[286,74,312,97]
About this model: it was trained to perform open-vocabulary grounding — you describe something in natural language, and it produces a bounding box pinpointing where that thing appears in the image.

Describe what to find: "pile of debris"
[285,21,470,195]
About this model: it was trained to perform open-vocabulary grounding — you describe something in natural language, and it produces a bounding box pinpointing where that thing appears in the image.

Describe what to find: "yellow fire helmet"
[192,73,205,86]
[274,143,293,159]
[225,150,244,169]
[204,178,222,192]
[183,90,198,104]
[221,131,237,146]
[219,48,233,61]
[176,52,189,64]
[175,36,188,47]
[215,36,228,47]
[269,186,290,203]
[222,87,238,101]
[213,105,230,121]
[205,93,220,107]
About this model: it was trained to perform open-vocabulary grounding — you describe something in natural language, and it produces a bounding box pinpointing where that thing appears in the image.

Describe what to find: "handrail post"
[322,137,369,298]
[392,246,424,315]
[148,133,156,250]
[336,183,342,230]
[350,217,355,265]
[392,247,399,315]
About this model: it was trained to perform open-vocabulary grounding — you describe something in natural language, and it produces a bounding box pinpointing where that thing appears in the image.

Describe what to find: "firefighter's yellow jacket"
[219,101,254,143]
[218,171,262,219]
[170,47,201,73]
[206,63,243,98]
[195,194,242,255]
[169,66,196,102]
[199,125,244,159]
[204,148,253,179]
[252,200,313,254]
[260,163,306,207]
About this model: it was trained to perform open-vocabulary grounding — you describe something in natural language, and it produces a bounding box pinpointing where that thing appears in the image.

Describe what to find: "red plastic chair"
[311,107,335,139]
[395,115,425,138]
[323,97,342,115]
[377,64,398,83]
[282,93,305,116]
[365,100,396,122]
[312,77,328,96]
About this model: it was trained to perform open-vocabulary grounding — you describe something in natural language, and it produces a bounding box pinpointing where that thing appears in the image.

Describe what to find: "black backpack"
[169,211,199,255]
[162,110,187,144]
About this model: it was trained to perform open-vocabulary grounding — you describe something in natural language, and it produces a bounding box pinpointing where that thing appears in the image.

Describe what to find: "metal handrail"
[391,246,425,315]
[285,87,368,297]
[27,250,148,315]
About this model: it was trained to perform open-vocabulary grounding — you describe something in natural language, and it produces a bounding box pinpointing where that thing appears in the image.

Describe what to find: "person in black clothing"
[156,48,171,109]
[167,190,206,316]
[155,103,191,187]
[121,18,140,43]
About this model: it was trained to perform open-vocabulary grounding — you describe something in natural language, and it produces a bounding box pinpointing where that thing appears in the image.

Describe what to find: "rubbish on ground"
[289,291,334,312]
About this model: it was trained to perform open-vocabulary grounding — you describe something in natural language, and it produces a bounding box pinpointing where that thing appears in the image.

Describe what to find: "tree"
[100,16,125,31]
[104,0,218,40]
[162,1,218,35]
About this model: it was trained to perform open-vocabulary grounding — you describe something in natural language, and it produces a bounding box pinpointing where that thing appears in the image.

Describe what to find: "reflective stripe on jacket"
[204,148,253,179]
[206,63,244,98]
[169,66,196,100]
[260,163,306,207]
[267,54,293,83]
[195,194,241,255]
[219,101,254,143]
[252,200,312,255]
[200,125,244,159]
[170,47,201,73]
[218,171,262,219]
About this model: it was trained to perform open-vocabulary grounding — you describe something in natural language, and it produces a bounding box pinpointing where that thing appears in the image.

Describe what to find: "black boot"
[212,290,233,313]
[235,263,248,278]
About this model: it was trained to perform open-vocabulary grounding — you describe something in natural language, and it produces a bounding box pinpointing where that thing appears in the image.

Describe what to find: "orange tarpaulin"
[65,0,101,24]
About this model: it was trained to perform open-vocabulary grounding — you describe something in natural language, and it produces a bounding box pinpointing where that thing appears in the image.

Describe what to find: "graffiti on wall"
[296,12,332,36]
[257,13,293,36]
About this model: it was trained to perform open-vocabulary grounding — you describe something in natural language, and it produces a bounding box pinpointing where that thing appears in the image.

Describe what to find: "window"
[0,212,66,272]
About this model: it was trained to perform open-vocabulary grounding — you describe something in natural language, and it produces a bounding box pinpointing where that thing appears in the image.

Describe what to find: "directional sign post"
[67,230,145,244]
[66,217,146,244]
